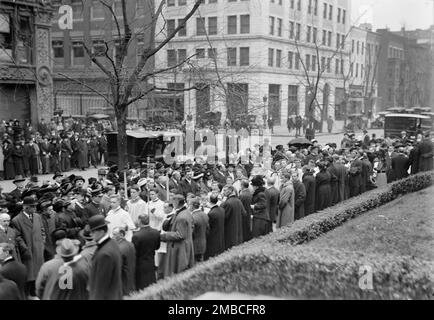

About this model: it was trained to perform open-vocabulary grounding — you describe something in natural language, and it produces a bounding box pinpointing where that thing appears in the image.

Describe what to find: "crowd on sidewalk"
[0,125,432,300]
[0,118,109,181]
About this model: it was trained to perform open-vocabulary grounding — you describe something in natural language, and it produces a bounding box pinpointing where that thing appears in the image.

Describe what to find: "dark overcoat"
[238,189,252,242]
[251,187,271,238]
[391,154,410,181]
[132,226,160,290]
[0,275,22,300]
[89,237,123,300]
[265,186,280,223]
[0,258,27,300]
[293,180,306,220]
[205,205,225,260]
[302,173,316,216]
[221,195,245,250]
[315,170,332,211]
[3,145,15,179]
[417,138,433,172]
[11,212,45,281]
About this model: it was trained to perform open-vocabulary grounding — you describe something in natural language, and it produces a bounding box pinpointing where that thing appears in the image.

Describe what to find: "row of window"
[285,0,347,24]
[168,15,250,36]
[167,46,251,66]
[268,49,344,75]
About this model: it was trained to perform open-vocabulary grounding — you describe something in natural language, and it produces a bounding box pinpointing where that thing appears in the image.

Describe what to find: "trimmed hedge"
[129,244,434,300]
[129,171,434,300]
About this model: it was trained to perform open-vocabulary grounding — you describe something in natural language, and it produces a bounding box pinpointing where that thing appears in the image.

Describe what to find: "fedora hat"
[88,215,109,232]
[22,196,37,206]
[74,176,85,183]
[13,175,26,183]
[56,238,80,258]
[30,176,39,183]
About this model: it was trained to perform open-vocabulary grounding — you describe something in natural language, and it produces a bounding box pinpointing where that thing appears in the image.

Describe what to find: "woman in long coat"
[302,167,316,216]
[3,141,15,180]
[49,138,61,173]
[277,171,294,228]
[77,137,89,170]
[12,143,25,176]
[250,176,271,238]
[315,162,332,211]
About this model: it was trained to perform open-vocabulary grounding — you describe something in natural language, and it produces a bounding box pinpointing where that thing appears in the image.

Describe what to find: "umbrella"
[288,137,313,146]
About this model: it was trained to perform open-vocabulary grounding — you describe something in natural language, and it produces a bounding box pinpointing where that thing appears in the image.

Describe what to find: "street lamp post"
[263,95,268,130]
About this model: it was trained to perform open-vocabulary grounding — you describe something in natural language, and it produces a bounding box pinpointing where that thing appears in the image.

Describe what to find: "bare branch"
[57,73,113,106]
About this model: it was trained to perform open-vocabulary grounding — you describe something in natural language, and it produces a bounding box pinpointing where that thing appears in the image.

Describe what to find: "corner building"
[154,0,351,129]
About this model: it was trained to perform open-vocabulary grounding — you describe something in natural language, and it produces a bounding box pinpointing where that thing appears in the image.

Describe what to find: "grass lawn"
[305,185,434,261]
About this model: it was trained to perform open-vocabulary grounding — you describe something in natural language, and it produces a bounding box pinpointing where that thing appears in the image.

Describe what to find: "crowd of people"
[0,118,110,181]
[0,120,433,299]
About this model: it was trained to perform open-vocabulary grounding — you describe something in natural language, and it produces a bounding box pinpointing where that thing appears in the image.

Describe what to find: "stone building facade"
[154,0,351,128]
[50,0,154,118]
[0,0,54,125]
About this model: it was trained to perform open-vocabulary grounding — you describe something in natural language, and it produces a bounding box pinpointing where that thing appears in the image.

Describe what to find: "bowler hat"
[53,172,63,180]
[88,215,109,232]
[30,176,39,183]
[56,238,80,258]
[13,175,26,184]
[22,196,37,206]
[97,169,107,176]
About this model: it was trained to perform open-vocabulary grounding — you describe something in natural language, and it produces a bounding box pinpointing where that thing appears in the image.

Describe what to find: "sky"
[351,0,434,30]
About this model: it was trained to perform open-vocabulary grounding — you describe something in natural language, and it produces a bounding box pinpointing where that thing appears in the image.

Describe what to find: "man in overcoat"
[190,198,209,262]
[11,196,45,298]
[113,227,136,296]
[291,170,306,220]
[277,171,294,228]
[0,243,27,300]
[238,181,252,242]
[221,186,245,250]
[160,195,195,278]
[204,195,225,260]
[132,214,160,290]
[417,134,433,172]
[88,215,122,300]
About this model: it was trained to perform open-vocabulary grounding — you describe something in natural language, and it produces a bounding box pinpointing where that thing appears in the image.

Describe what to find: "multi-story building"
[338,24,380,119]
[154,0,351,128]
[50,0,154,118]
[0,0,54,124]
[376,28,432,112]
[394,26,434,111]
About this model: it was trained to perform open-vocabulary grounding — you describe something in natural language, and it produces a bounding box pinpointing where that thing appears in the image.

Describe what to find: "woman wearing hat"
[250,176,271,238]
[3,140,15,180]
[12,142,25,177]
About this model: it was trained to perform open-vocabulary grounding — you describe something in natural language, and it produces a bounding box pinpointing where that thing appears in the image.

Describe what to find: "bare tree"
[54,0,204,169]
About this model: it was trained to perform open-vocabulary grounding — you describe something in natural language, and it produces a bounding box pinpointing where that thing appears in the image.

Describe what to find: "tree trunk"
[115,104,128,170]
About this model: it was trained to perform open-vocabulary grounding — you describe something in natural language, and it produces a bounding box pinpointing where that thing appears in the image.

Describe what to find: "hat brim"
[79,230,93,241]
[90,222,109,232]
[13,179,25,183]
[56,245,80,258]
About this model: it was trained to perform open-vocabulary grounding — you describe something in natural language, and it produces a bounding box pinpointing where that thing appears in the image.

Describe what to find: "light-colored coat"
[160,206,195,278]
[277,181,294,228]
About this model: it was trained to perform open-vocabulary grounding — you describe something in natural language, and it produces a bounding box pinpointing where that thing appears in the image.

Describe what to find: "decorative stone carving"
[36,28,50,66]
[37,65,52,86]
[0,65,36,82]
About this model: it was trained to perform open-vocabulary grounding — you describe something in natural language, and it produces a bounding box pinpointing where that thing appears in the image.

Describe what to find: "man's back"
[117,239,136,296]
[192,210,209,256]
[89,238,122,300]
[265,187,280,223]
[222,196,245,250]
